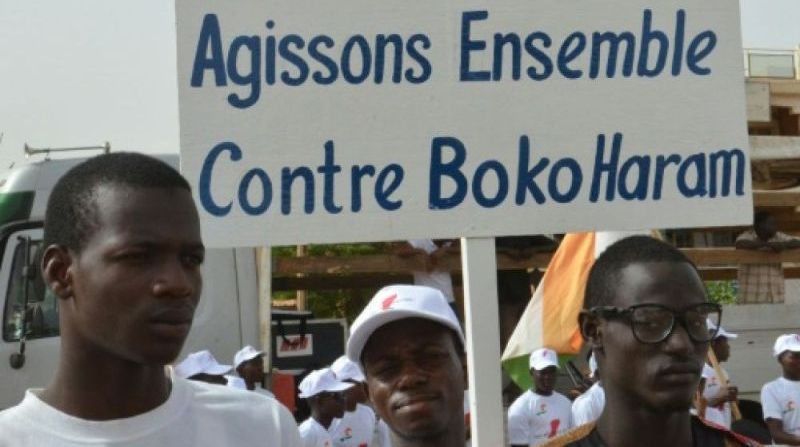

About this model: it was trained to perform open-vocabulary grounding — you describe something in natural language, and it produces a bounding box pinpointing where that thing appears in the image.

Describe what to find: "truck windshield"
[2,239,59,342]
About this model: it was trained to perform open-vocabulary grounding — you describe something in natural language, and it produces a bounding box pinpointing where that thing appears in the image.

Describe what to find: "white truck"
[0,153,263,409]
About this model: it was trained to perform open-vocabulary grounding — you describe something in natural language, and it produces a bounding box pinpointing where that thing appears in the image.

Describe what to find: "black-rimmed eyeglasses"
[589,303,722,344]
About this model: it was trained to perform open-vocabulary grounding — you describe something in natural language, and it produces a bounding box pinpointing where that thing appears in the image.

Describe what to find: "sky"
[0,0,797,170]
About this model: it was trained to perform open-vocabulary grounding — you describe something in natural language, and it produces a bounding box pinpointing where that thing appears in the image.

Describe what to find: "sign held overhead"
[176,0,751,247]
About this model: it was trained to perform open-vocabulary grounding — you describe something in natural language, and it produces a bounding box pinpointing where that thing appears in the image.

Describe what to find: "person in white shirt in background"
[330,356,378,447]
[0,153,301,447]
[226,345,274,398]
[298,368,354,447]
[174,350,231,385]
[397,240,457,306]
[701,320,738,429]
[761,333,800,445]
[572,352,605,426]
[507,348,573,446]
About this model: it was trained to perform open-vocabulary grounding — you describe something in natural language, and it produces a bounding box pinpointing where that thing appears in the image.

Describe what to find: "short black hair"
[43,152,190,252]
[584,236,698,309]
[754,211,773,227]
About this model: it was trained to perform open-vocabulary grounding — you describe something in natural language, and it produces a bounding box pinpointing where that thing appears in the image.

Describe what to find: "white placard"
[176,0,751,247]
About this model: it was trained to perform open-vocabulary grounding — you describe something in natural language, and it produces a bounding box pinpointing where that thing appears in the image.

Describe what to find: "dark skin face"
[362,318,466,447]
[582,262,709,413]
[40,186,204,419]
[779,350,800,381]
[309,392,347,429]
[342,381,368,412]
[236,356,266,389]
[579,261,710,447]
[531,366,557,396]
[755,215,777,240]
[710,337,730,363]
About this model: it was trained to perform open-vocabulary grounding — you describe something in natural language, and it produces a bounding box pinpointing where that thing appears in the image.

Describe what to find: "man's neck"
[390,426,466,447]
[596,396,694,447]
[534,387,553,396]
[783,373,800,382]
[311,410,334,429]
[39,337,171,421]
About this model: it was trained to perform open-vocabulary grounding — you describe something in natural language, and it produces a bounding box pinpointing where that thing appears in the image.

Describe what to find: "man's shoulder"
[694,417,762,447]
[182,378,291,420]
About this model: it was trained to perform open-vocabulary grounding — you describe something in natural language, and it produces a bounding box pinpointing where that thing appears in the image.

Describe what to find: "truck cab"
[0,155,261,409]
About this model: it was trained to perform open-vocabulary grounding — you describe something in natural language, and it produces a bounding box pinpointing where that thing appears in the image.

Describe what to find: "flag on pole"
[501,231,649,390]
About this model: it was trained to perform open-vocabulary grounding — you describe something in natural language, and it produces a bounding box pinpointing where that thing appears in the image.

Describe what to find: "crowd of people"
[0,152,798,447]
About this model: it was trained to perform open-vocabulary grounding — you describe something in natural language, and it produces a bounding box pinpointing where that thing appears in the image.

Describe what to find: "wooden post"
[461,237,505,447]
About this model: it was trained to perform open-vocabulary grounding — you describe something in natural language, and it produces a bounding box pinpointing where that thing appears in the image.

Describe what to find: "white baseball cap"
[588,352,598,378]
[331,355,366,383]
[707,318,738,339]
[773,334,800,358]
[175,350,232,378]
[346,285,464,364]
[233,345,265,369]
[529,348,559,371]
[298,367,354,398]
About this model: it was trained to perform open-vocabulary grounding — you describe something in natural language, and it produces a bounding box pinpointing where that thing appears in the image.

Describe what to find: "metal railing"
[744,48,799,79]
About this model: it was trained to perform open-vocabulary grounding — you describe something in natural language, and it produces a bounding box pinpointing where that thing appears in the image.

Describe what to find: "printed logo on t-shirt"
[536,403,548,416]
[336,427,354,442]
[786,400,796,414]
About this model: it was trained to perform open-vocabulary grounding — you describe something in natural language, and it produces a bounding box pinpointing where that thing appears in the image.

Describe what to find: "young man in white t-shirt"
[298,368,354,447]
[0,153,301,447]
[330,356,378,447]
[701,321,739,429]
[761,333,800,445]
[507,348,573,446]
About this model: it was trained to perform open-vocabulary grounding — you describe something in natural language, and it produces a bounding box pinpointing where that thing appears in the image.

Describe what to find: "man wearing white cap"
[507,347,573,446]
[298,368,354,447]
[701,320,739,429]
[571,352,605,426]
[761,333,800,445]
[346,284,467,447]
[174,350,232,385]
[329,356,378,447]
[227,345,274,397]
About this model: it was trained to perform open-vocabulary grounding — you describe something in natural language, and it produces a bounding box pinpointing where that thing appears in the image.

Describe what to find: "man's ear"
[579,310,603,351]
[42,244,74,300]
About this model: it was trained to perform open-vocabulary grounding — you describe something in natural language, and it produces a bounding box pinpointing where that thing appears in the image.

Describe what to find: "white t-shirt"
[0,376,301,447]
[407,239,455,303]
[299,418,335,447]
[507,390,573,446]
[571,382,605,426]
[761,377,800,436]
[701,364,732,428]
[330,403,376,447]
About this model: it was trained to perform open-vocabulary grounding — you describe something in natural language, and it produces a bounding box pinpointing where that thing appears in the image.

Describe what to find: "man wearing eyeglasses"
[542,236,758,446]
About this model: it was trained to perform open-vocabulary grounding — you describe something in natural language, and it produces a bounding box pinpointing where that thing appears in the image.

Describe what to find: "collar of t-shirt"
[13,376,191,443]
[568,418,727,447]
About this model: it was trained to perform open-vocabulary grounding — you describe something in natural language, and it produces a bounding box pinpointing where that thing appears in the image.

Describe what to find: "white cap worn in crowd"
[773,333,800,358]
[233,345,265,370]
[175,350,232,378]
[529,347,559,371]
[707,318,738,340]
[331,355,366,383]
[346,284,464,365]
[298,368,354,398]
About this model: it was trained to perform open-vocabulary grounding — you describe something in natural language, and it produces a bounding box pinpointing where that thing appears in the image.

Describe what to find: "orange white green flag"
[501,231,648,389]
